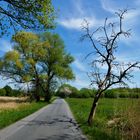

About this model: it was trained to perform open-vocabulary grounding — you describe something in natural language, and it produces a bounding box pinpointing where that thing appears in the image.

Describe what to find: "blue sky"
[0,0,140,89]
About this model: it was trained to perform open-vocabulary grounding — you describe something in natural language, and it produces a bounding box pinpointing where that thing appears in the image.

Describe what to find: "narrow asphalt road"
[0,99,87,140]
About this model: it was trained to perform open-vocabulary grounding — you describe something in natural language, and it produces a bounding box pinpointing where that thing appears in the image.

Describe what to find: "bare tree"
[81,9,140,125]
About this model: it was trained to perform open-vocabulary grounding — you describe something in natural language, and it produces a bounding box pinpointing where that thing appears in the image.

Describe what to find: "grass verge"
[0,101,47,129]
[66,98,140,140]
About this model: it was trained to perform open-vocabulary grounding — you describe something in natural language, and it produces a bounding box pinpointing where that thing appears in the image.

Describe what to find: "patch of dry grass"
[0,102,20,109]
[0,96,28,103]
[0,102,29,110]
[0,96,30,112]
[112,99,140,140]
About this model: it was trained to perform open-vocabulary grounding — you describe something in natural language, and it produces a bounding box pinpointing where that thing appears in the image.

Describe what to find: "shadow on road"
[24,115,79,129]
[36,133,86,140]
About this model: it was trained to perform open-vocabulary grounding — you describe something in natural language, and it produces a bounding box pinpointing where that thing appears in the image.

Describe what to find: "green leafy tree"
[0,0,55,36]
[39,32,75,101]
[0,31,74,102]
[0,32,43,101]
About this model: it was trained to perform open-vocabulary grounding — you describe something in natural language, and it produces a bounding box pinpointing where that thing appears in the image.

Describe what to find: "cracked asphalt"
[0,99,87,140]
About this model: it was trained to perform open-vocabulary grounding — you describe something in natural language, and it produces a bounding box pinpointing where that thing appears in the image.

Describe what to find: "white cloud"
[100,0,116,13]
[73,59,86,72]
[96,2,140,47]
[100,0,140,24]
[0,76,14,88]
[58,18,84,30]
[69,73,90,89]
[101,0,140,20]
[68,54,91,89]
[125,10,140,20]
[58,17,103,30]
[0,39,12,52]
[58,0,103,30]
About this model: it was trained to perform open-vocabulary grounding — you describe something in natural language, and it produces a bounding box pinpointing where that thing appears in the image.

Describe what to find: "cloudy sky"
[0,0,140,89]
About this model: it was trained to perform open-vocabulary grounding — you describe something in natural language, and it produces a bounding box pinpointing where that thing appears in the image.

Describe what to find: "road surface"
[0,99,87,140]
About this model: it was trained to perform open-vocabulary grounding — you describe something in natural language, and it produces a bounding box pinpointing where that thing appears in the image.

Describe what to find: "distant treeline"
[1,84,140,99]
[56,84,140,98]
[0,85,23,97]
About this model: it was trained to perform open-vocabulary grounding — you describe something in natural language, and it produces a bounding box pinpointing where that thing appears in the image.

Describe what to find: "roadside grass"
[0,100,47,129]
[49,96,58,103]
[66,98,140,140]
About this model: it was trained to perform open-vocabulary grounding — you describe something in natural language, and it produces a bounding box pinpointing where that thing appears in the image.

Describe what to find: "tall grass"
[66,98,140,140]
[0,102,47,129]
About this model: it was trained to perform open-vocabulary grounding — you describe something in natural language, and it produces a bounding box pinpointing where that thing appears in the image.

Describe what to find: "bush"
[90,89,96,97]
[56,90,66,98]
[129,93,139,98]
[56,84,96,98]
[104,90,118,98]
[69,87,79,98]
[119,92,129,98]
[12,89,23,97]
[78,88,93,98]
[0,88,6,96]
[103,88,140,98]
[3,85,13,96]
[78,88,96,98]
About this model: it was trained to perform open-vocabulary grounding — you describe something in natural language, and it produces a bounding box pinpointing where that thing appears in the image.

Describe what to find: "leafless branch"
[82,9,140,92]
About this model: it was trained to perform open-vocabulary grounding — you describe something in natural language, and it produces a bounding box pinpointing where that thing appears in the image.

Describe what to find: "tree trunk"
[34,79,40,102]
[44,81,51,102]
[88,92,101,125]
[34,92,40,102]
[44,89,51,102]
[44,72,54,102]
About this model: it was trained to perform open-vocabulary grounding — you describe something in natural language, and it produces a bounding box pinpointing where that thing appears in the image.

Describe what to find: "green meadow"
[66,98,140,140]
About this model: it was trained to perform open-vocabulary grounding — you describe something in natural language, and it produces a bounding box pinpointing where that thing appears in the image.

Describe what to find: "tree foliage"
[0,31,74,101]
[38,32,75,101]
[0,0,55,36]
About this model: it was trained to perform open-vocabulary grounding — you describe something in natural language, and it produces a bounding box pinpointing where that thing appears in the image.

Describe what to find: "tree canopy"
[0,0,55,36]
[0,31,74,101]
[38,32,75,101]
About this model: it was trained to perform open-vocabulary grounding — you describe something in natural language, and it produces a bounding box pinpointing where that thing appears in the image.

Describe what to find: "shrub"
[91,89,97,97]
[3,85,13,96]
[119,92,129,98]
[129,93,139,98]
[56,90,67,98]
[12,89,23,97]
[69,87,79,98]
[78,88,92,98]
[0,88,6,96]
[56,84,96,98]
[104,90,118,98]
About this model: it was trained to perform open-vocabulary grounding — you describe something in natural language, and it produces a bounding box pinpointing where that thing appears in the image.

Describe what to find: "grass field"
[66,98,140,140]
[0,97,47,129]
